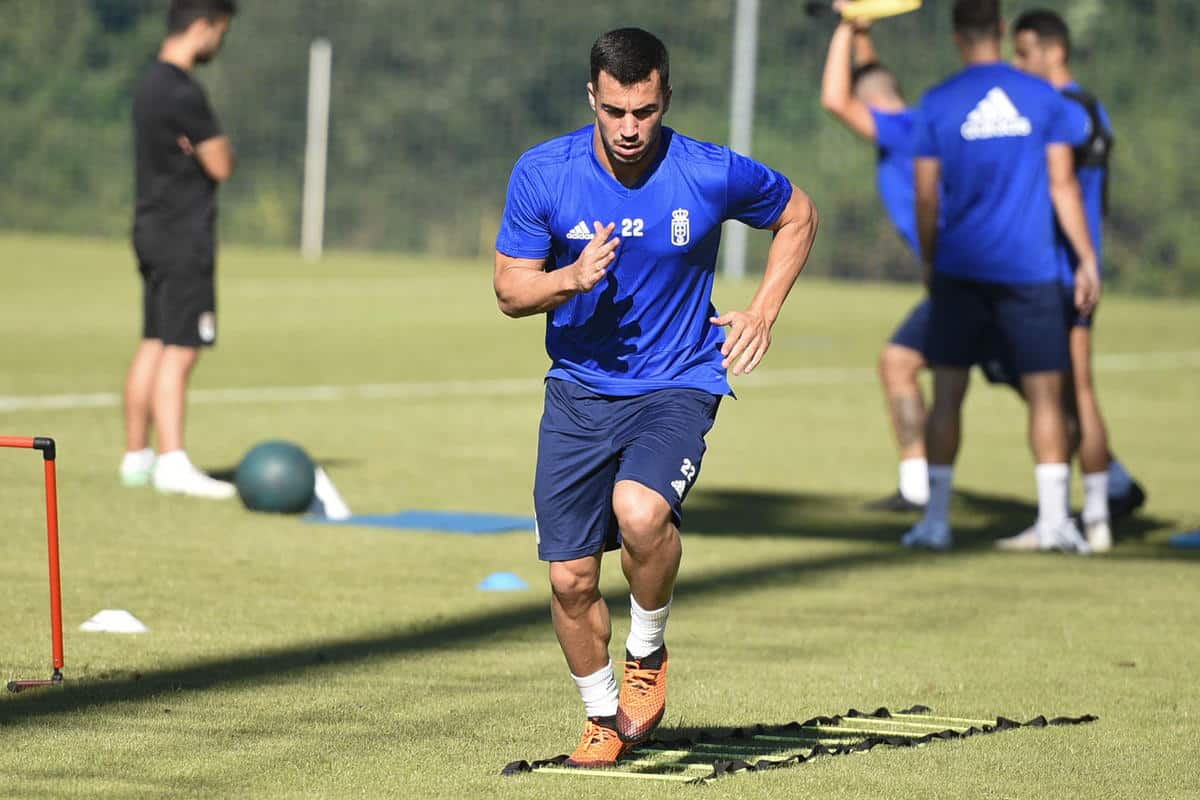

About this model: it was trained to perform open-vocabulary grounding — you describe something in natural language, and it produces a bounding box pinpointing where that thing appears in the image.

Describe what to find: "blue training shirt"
[870,108,920,254]
[496,126,793,397]
[914,63,1075,284]
[1057,82,1111,286]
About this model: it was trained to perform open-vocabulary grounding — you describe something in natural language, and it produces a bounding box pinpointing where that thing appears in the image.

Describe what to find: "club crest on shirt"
[671,208,690,247]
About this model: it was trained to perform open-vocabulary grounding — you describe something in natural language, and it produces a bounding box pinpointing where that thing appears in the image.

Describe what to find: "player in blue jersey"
[989,8,1145,552]
[820,9,931,513]
[494,29,818,767]
[902,0,1100,553]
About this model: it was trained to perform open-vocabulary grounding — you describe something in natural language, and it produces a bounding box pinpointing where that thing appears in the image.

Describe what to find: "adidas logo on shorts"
[566,221,594,240]
[960,87,1033,140]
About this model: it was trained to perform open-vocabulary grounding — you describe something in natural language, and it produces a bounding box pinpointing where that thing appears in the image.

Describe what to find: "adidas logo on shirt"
[960,87,1033,140]
[565,221,594,240]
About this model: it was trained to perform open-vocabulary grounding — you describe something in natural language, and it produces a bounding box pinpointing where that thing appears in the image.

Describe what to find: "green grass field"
[0,233,1197,799]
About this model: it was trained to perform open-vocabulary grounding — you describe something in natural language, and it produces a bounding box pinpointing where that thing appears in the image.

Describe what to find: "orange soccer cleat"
[564,716,630,768]
[616,645,668,743]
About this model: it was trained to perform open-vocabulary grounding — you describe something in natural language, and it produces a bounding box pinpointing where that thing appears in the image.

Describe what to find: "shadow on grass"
[0,488,1186,724]
[685,486,1180,551]
[0,543,920,725]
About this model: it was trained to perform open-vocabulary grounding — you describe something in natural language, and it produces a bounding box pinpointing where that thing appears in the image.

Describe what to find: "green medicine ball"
[235,441,316,514]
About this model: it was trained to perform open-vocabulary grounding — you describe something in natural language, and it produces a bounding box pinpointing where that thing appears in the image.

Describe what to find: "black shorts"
[137,244,216,348]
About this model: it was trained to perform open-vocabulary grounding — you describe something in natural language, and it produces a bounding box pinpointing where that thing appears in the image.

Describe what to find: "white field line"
[0,350,1197,415]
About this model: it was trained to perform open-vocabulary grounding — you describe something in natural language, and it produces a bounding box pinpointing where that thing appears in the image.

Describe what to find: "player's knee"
[549,561,600,607]
[879,346,921,388]
[614,492,672,551]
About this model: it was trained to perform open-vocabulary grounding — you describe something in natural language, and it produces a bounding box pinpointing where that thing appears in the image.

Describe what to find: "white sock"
[1082,472,1110,524]
[121,448,155,472]
[571,660,618,718]
[899,458,929,505]
[155,450,192,473]
[626,595,671,659]
[923,465,954,525]
[1035,463,1070,530]
[1107,459,1134,497]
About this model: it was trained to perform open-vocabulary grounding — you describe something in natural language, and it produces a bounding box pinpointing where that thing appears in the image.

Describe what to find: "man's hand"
[177,135,194,156]
[1074,257,1102,316]
[710,310,771,376]
[569,221,620,293]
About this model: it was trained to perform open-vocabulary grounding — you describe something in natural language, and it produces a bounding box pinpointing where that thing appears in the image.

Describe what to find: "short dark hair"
[953,0,1002,42]
[590,28,670,89]
[168,0,237,34]
[851,62,904,101]
[1014,9,1071,61]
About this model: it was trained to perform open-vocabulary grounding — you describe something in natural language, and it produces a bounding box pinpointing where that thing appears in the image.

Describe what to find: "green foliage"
[0,1,1195,293]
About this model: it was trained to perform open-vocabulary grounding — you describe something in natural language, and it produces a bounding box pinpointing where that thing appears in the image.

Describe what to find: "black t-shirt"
[132,61,222,250]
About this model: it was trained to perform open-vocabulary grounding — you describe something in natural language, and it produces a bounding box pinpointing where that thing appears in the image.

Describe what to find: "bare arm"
[1046,143,1100,313]
[493,222,619,318]
[915,157,940,284]
[820,23,877,142]
[711,185,819,375]
[853,28,878,64]
[192,136,237,183]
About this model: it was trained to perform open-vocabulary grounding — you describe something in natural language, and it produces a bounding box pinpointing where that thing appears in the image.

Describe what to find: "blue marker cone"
[478,572,529,592]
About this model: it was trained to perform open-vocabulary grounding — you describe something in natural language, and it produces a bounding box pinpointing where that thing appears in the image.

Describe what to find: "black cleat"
[863,490,926,513]
[1108,481,1146,520]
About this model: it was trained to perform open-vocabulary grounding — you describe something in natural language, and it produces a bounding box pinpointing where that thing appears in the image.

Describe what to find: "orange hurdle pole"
[2,436,64,692]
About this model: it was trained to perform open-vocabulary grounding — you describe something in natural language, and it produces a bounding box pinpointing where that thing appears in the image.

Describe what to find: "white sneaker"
[1084,519,1113,553]
[901,519,952,551]
[994,525,1041,551]
[1038,519,1093,555]
[119,449,156,488]
[153,452,236,500]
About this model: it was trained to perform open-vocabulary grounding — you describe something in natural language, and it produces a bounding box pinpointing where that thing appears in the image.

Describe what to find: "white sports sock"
[121,448,155,472]
[572,660,618,718]
[1035,463,1070,530]
[899,458,929,505]
[1107,459,1134,497]
[626,595,671,659]
[1082,472,1110,524]
[923,465,954,526]
[155,450,192,473]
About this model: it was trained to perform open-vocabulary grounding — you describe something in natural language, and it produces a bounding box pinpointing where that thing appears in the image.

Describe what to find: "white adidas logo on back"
[960,87,1033,140]
[565,221,594,240]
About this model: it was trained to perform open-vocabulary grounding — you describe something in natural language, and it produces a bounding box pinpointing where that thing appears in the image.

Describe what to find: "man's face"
[1012,30,1057,79]
[193,16,231,64]
[588,70,671,166]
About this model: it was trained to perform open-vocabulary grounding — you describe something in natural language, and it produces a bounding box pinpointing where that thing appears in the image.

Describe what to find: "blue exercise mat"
[310,510,535,535]
[1169,530,1200,549]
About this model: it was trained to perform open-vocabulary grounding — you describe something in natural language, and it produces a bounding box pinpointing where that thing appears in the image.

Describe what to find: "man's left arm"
[711,185,818,376]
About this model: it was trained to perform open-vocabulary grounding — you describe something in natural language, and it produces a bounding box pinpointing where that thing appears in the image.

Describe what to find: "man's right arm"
[175,85,235,182]
[493,222,619,318]
[915,156,941,285]
[819,22,877,141]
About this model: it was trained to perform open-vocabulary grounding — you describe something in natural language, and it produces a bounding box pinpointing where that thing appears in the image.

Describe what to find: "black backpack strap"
[1061,88,1114,216]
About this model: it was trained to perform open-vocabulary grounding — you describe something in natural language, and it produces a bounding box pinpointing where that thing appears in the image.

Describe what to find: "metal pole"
[301,38,332,262]
[723,0,760,280]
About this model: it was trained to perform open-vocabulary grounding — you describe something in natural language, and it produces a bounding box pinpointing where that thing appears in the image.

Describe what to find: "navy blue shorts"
[888,298,932,352]
[533,378,721,562]
[980,283,1087,387]
[926,274,1069,377]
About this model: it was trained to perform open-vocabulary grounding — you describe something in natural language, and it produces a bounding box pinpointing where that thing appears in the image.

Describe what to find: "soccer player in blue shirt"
[494,28,818,767]
[820,10,932,512]
[995,8,1145,550]
[903,0,1100,553]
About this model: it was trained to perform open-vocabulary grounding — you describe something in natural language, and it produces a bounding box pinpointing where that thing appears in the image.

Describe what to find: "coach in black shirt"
[121,0,237,499]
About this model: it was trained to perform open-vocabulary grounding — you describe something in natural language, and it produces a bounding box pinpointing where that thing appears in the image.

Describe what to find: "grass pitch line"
[2,349,1197,414]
